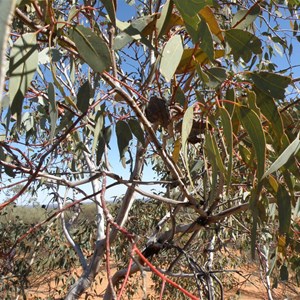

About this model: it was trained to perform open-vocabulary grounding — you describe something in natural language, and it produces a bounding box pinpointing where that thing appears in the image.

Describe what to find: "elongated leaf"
[92,112,104,154]
[181,105,194,150]
[225,29,262,63]
[160,35,183,82]
[277,185,291,235]
[237,106,266,180]
[9,33,38,115]
[69,25,112,73]
[100,0,116,27]
[225,87,235,116]
[254,87,283,140]
[205,131,226,174]
[199,5,224,42]
[128,118,145,146]
[0,0,16,96]
[48,83,57,141]
[116,121,132,167]
[262,133,300,179]
[77,81,91,113]
[199,19,214,61]
[96,125,112,165]
[219,107,233,190]
[182,105,194,188]
[156,0,172,37]
[250,72,292,99]
[232,4,260,30]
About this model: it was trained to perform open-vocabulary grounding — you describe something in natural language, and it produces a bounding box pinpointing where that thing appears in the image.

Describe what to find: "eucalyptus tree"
[0,0,300,299]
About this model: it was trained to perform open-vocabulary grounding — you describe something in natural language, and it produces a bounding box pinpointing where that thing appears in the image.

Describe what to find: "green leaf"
[77,81,91,113]
[92,112,104,155]
[48,83,57,141]
[0,0,16,95]
[225,29,262,63]
[156,0,173,37]
[263,133,300,179]
[250,72,292,99]
[205,67,227,88]
[277,186,291,235]
[116,121,132,167]
[96,126,112,165]
[9,32,38,115]
[69,25,112,73]
[128,118,145,147]
[114,15,155,50]
[254,87,284,141]
[205,131,226,174]
[237,106,266,180]
[224,87,235,116]
[232,5,260,30]
[173,0,213,17]
[181,105,194,150]
[181,105,194,188]
[160,35,183,82]
[199,18,214,61]
[219,107,233,190]
[100,0,116,27]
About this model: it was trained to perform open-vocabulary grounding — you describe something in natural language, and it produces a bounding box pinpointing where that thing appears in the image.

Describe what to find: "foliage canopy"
[0,0,300,299]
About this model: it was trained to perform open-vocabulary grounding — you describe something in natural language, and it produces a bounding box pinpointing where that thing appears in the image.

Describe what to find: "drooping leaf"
[156,0,173,37]
[204,67,227,88]
[160,34,183,82]
[219,107,233,190]
[100,0,116,27]
[224,87,235,116]
[69,25,112,73]
[48,83,57,141]
[116,120,132,167]
[277,185,291,235]
[250,72,292,99]
[181,105,194,150]
[199,18,214,61]
[232,4,260,30]
[128,118,145,146]
[199,5,224,42]
[181,105,194,188]
[205,131,226,174]
[92,112,104,155]
[183,14,202,43]
[176,48,224,73]
[254,87,284,141]
[262,133,300,179]
[77,81,91,113]
[225,29,262,63]
[0,0,16,96]
[9,32,38,115]
[96,126,112,165]
[237,106,266,180]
